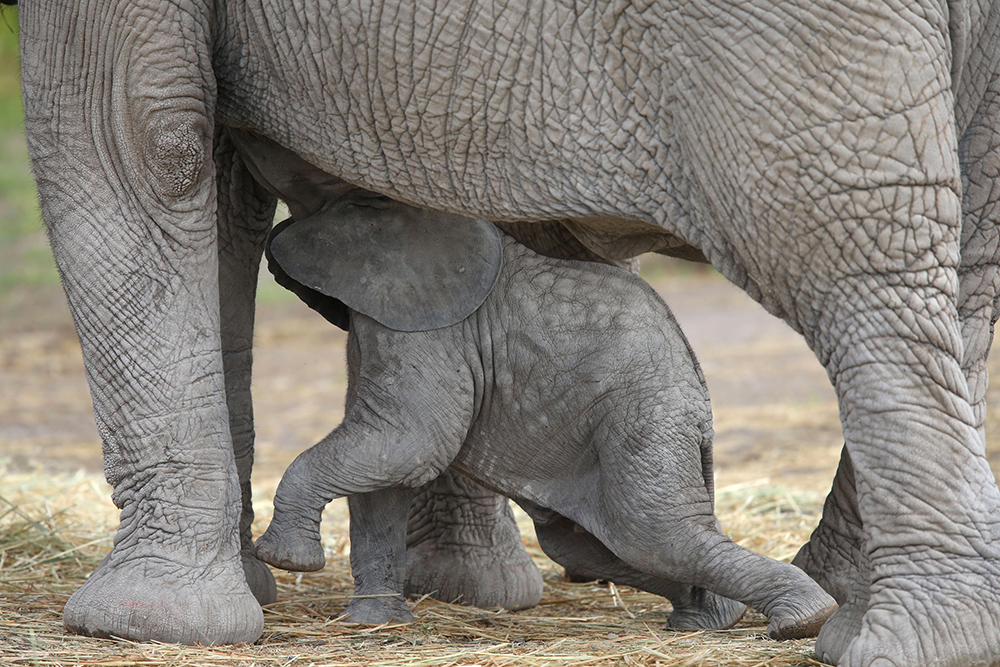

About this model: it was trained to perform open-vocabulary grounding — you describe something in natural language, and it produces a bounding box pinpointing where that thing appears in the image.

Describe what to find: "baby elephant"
[254,202,836,639]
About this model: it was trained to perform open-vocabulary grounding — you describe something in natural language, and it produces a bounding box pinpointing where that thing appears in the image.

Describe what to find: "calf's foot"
[761,573,839,641]
[253,509,326,572]
[341,595,414,625]
[253,460,328,572]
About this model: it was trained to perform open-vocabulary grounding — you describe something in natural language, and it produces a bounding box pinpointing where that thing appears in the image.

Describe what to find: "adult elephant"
[12,0,1000,665]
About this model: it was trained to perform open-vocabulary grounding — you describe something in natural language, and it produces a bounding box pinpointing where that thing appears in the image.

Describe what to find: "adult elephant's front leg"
[813,69,1000,667]
[19,3,262,645]
[215,127,279,606]
[815,269,1000,666]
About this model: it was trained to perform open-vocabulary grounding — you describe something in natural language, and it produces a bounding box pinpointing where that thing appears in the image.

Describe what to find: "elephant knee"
[393,454,454,489]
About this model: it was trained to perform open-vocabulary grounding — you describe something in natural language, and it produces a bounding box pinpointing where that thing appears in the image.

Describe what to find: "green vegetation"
[0,9,40,238]
[0,9,63,328]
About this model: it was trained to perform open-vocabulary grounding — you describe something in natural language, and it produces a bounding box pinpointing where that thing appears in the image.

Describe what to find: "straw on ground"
[0,466,828,666]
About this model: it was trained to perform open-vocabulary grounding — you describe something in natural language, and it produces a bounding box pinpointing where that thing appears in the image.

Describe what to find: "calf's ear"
[267,200,502,332]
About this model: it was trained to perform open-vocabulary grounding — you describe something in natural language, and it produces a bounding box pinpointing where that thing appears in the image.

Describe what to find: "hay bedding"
[0,466,827,666]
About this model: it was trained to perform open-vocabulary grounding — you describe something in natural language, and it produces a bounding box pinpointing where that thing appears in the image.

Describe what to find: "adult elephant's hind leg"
[813,67,1000,667]
[812,269,1000,667]
[791,447,870,664]
[792,446,864,606]
[405,470,543,610]
[215,127,279,606]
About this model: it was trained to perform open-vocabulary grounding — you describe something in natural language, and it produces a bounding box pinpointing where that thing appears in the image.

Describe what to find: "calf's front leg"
[254,320,471,574]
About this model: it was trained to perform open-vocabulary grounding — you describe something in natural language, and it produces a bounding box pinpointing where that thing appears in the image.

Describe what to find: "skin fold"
[12,0,1000,664]
[254,221,835,638]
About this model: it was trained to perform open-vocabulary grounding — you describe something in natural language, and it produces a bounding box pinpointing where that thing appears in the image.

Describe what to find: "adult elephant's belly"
[227,127,704,265]
[215,0,682,234]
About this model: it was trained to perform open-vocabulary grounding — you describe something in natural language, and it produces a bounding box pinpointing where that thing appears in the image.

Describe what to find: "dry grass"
[0,466,827,667]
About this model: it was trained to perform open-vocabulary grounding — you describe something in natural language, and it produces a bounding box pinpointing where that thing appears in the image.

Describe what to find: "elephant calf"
[253,207,836,639]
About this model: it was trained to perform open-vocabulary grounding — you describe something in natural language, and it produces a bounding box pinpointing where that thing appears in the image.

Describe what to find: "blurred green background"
[0,8,63,331]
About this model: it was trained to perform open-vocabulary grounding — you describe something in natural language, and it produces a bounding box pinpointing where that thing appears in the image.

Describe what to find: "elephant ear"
[267,199,503,332]
[266,218,352,330]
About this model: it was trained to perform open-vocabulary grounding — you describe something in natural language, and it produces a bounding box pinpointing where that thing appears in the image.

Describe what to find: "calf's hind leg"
[592,499,837,640]
[586,428,837,640]
[533,512,746,630]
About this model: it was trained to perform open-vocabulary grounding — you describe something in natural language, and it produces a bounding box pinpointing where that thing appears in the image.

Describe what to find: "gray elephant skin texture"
[13,0,1000,665]
[255,215,836,638]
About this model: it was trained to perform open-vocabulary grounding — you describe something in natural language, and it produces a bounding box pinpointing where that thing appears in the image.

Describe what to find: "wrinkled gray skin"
[15,0,1000,664]
[253,223,835,639]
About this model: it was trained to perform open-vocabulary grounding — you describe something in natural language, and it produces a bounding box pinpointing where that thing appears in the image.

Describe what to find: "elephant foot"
[815,594,865,665]
[835,565,1000,667]
[63,547,263,645]
[242,549,277,606]
[404,532,542,610]
[253,515,325,572]
[765,595,838,641]
[756,567,837,641]
[404,472,542,610]
[665,589,746,631]
[341,595,414,625]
